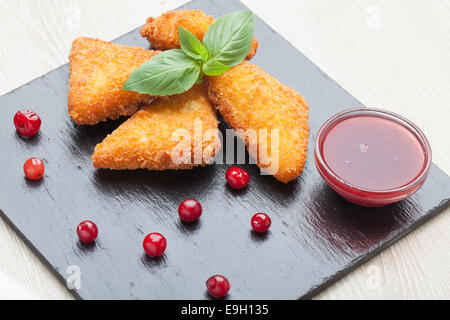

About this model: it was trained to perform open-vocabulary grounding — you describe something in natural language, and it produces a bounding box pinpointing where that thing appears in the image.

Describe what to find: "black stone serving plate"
[0,0,448,299]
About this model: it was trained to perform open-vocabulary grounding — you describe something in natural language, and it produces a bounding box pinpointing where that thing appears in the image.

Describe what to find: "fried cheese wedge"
[92,85,221,170]
[206,62,309,183]
[140,9,259,60]
[68,37,160,125]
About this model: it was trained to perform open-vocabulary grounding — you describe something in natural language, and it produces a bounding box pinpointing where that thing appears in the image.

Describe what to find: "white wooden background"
[0,0,448,299]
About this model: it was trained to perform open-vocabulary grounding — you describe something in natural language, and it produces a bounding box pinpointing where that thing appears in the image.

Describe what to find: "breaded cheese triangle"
[140,9,259,60]
[207,61,309,183]
[92,85,221,170]
[68,37,160,125]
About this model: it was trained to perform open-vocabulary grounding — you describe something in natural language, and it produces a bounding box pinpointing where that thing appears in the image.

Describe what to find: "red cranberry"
[206,275,230,298]
[251,213,271,233]
[225,166,250,189]
[14,110,41,138]
[23,157,45,180]
[178,199,202,222]
[77,220,98,243]
[143,233,166,257]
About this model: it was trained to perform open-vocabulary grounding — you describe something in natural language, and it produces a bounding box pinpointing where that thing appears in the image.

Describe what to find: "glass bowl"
[314,108,432,207]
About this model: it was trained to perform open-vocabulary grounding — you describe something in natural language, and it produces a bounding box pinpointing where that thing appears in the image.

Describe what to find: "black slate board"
[0,0,449,300]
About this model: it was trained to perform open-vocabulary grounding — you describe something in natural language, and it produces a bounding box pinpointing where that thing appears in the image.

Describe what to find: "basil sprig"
[123,11,254,96]
[178,26,208,62]
[202,11,254,73]
[123,49,201,96]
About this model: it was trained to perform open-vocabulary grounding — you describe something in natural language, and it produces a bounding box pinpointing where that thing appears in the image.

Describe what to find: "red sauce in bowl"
[315,108,431,207]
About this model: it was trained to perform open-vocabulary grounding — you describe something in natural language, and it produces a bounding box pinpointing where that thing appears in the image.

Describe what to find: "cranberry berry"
[143,233,167,257]
[77,220,98,243]
[14,110,41,138]
[225,166,250,189]
[178,198,202,222]
[23,157,45,180]
[206,275,230,298]
[251,213,271,233]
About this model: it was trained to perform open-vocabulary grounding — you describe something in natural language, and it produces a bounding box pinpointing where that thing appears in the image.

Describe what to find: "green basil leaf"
[203,11,254,69]
[178,26,208,62]
[123,49,200,96]
[202,59,231,76]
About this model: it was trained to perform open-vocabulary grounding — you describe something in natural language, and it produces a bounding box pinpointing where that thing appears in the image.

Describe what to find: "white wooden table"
[0,0,448,299]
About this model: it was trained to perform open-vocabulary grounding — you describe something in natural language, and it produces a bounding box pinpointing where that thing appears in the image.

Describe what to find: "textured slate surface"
[0,0,449,299]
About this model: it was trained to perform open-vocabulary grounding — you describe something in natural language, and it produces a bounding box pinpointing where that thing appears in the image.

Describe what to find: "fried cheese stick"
[92,84,221,170]
[206,62,309,183]
[140,9,259,60]
[68,37,159,125]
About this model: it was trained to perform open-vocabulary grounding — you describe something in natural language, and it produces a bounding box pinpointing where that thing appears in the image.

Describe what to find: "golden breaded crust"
[92,85,221,170]
[140,9,258,60]
[68,37,160,125]
[206,62,309,183]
